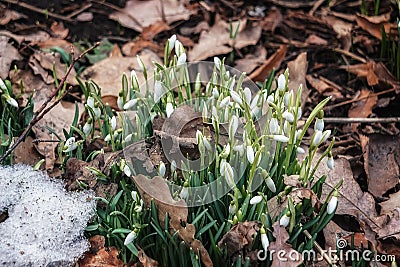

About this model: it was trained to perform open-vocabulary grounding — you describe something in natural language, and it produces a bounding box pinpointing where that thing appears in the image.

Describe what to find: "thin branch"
[324,117,400,123]
[0,42,100,163]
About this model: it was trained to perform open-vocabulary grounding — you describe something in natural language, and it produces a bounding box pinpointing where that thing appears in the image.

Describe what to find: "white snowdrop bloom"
[63,137,77,153]
[167,34,177,53]
[117,95,124,110]
[272,135,289,143]
[295,129,302,141]
[296,107,302,120]
[296,147,305,154]
[166,102,174,118]
[219,96,230,108]
[229,202,236,215]
[243,87,252,105]
[110,116,117,130]
[269,118,279,135]
[203,136,212,151]
[123,99,138,110]
[86,96,95,109]
[158,161,166,177]
[131,70,139,90]
[327,191,338,214]
[212,106,218,117]
[261,228,269,252]
[0,78,6,90]
[229,115,239,139]
[246,145,255,164]
[223,162,235,188]
[136,55,145,72]
[250,93,260,110]
[83,120,92,136]
[321,130,331,143]
[212,87,219,98]
[202,102,208,120]
[154,81,164,102]
[224,107,229,122]
[279,212,290,227]
[134,199,144,213]
[177,53,186,66]
[220,159,227,176]
[314,118,324,131]
[175,40,184,56]
[283,91,292,107]
[93,105,101,118]
[104,134,111,142]
[124,164,132,177]
[250,195,262,205]
[214,57,222,71]
[179,186,189,199]
[170,160,177,173]
[131,191,138,202]
[266,94,274,104]
[124,231,137,246]
[277,73,286,91]
[233,144,245,157]
[282,110,294,123]
[327,156,335,170]
[311,130,323,147]
[5,95,18,108]
[229,79,235,91]
[221,143,231,158]
[283,121,290,136]
[230,91,242,105]
[251,106,260,117]
[265,177,276,193]
[124,133,133,143]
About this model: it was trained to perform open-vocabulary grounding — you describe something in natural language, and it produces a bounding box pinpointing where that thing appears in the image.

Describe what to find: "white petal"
[246,146,255,164]
[265,177,276,193]
[177,53,186,66]
[124,165,132,177]
[277,74,286,91]
[279,214,290,227]
[86,96,95,109]
[6,97,18,108]
[154,81,164,102]
[261,233,269,251]
[0,78,6,90]
[282,110,294,123]
[314,118,324,131]
[230,91,242,105]
[269,118,279,135]
[110,116,117,130]
[327,157,335,170]
[124,231,136,246]
[243,87,252,105]
[214,57,222,71]
[166,102,174,118]
[83,122,92,136]
[219,96,230,108]
[250,94,260,110]
[272,135,289,143]
[321,130,331,143]
[296,147,305,154]
[117,96,124,110]
[158,162,166,177]
[229,115,239,139]
[179,187,189,199]
[327,196,338,214]
[168,34,176,53]
[250,195,262,205]
[123,99,137,110]
[311,130,322,147]
[136,55,145,71]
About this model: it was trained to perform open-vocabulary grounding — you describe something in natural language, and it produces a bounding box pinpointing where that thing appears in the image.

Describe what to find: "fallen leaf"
[249,45,287,82]
[12,136,43,167]
[0,36,21,79]
[218,221,259,259]
[323,15,352,50]
[0,30,50,45]
[50,21,69,39]
[380,191,400,215]
[82,50,161,96]
[36,38,80,56]
[356,14,397,40]
[269,222,303,267]
[360,134,400,198]
[189,18,262,61]
[306,75,343,100]
[323,220,352,250]
[0,4,26,25]
[287,52,309,109]
[343,232,371,249]
[134,249,159,267]
[341,62,379,86]
[121,40,163,57]
[261,7,282,32]
[234,46,267,74]
[110,0,192,32]
[377,210,400,240]
[133,175,212,266]
[305,34,328,46]
[348,89,377,131]
[77,12,93,22]
[78,235,124,267]
[180,21,210,36]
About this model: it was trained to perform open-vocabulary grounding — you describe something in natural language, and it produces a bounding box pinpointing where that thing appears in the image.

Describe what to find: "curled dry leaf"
[340,62,379,86]
[218,221,259,259]
[0,4,26,25]
[380,191,400,215]
[134,249,159,267]
[269,222,303,267]
[0,36,22,79]
[287,52,309,109]
[234,46,267,74]
[261,7,283,32]
[356,14,397,40]
[78,235,124,267]
[189,18,261,61]
[132,174,213,266]
[249,45,287,82]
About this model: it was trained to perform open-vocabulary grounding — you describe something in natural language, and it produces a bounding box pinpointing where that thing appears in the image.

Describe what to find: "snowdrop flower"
[233,144,245,157]
[327,155,334,170]
[295,107,302,120]
[124,230,137,246]
[314,118,324,131]
[220,143,231,158]
[321,130,331,143]
[202,102,208,120]
[167,34,176,53]
[246,145,255,164]
[243,87,252,106]
[283,91,292,107]
[251,106,260,118]
[83,118,93,136]
[250,195,262,205]
[260,227,269,251]
[250,94,260,110]
[269,118,279,135]
[282,110,294,123]
[295,129,302,141]
[63,137,77,153]
[203,136,212,151]
[124,133,133,143]
[134,199,144,213]
[170,160,177,174]
[272,135,289,143]
[220,159,227,176]
[229,201,236,215]
[212,87,219,99]
[110,116,117,130]
[154,80,164,102]
[136,55,145,72]
[222,161,235,188]
[311,130,323,147]
[219,96,230,108]
[93,103,101,118]
[230,91,242,105]
[123,99,138,110]
[131,191,138,202]
[175,40,184,56]
[131,70,139,90]
[5,95,18,108]
[327,190,338,214]
[124,164,132,177]
[266,94,274,104]
[224,107,229,122]
[104,134,111,142]
[265,176,276,193]
[277,73,286,91]
[0,78,6,90]
[214,57,222,71]
[117,92,124,110]
[177,53,186,66]
[296,146,305,154]
[166,102,174,118]
[179,182,189,199]
[279,212,290,227]
[229,115,238,139]
[87,96,95,109]
[158,161,166,177]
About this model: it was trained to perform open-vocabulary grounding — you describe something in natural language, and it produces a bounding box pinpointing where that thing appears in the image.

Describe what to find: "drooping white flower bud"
[314,118,324,131]
[230,91,242,106]
[131,191,138,202]
[117,94,124,110]
[229,115,239,139]
[158,161,166,177]
[123,99,138,110]
[123,164,132,177]
[282,110,294,123]
[243,87,252,106]
[110,116,117,130]
[296,146,305,154]
[250,195,262,205]
[219,96,230,108]
[283,91,292,107]
[223,161,235,188]
[311,130,323,147]
[250,94,260,110]
[5,95,18,108]
[272,135,289,143]
[321,130,331,143]
[260,227,269,252]
[269,118,279,135]
[229,202,236,215]
[246,145,255,164]
[136,55,145,72]
[212,87,219,99]
[175,40,184,56]
[167,34,177,53]
[86,96,95,109]
[327,191,338,214]
[177,53,186,66]
[233,144,245,157]
[124,230,137,246]
[266,94,274,104]
[0,78,6,90]
[279,212,290,227]
[166,102,174,118]
[277,74,286,91]
[131,70,139,90]
[327,156,334,170]
[179,185,189,199]
[214,57,222,71]
[83,118,93,136]
[63,137,77,153]
[265,176,276,193]
[154,81,164,102]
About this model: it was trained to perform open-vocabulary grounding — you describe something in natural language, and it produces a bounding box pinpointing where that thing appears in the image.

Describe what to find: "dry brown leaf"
[269,222,303,267]
[355,14,396,40]
[305,34,328,45]
[341,62,379,86]
[141,21,170,41]
[12,136,43,166]
[287,52,309,109]
[306,75,343,100]
[133,175,212,266]
[249,45,287,82]
[82,50,161,96]
[261,7,282,32]
[377,210,400,240]
[348,89,377,132]
[180,21,210,36]
[380,191,400,215]
[218,221,259,259]
[78,235,124,267]
[0,36,21,79]
[360,134,400,198]
[109,44,122,58]
[109,0,192,32]
[50,21,69,39]
[189,18,261,61]
[234,46,267,74]
[135,249,159,267]
[121,40,163,57]
[323,221,352,250]
[0,4,26,25]
[323,15,352,50]
[0,30,50,45]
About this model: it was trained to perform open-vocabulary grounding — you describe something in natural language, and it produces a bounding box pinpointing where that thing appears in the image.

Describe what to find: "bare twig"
[66,3,92,19]
[0,42,100,163]
[333,48,367,63]
[1,0,74,22]
[32,139,60,144]
[324,117,400,123]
